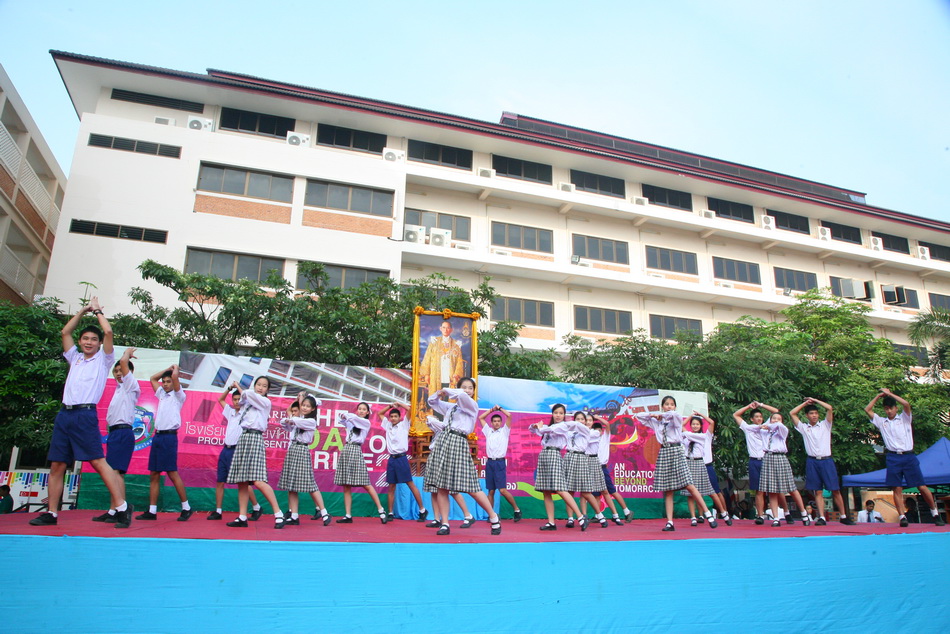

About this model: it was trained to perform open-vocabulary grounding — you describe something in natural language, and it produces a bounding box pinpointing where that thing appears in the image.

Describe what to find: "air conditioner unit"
[817,226,832,241]
[632,197,648,206]
[870,237,883,251]
[918,246,931,260]
[429,228,452,247]
[187,116,213,131]
[478,168,496,178]
[154,116,176,126]
[703,210,715,219]
[286,132,310,147]
[382,147,405,162]
[404,224,426,244]
[559,182,575,193]
[761,215,775,230]
[492,248,511,256]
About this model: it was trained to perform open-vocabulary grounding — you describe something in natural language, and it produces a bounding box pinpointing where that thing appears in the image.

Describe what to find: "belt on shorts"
[63,403,96,410]
[749,457,763,462]
[156,430,178,435]
[885,449,912,455]
[109,424,132,431]
[487,457,506,462]
[567,450,586,455]
[808,455,831,460]
[660,443,678,448]
[764,451,786,455]
[224,444,237,449]
[243,429,263,435]
[687,457,704,461]
[389,452,407,459]
[446,428,469,438]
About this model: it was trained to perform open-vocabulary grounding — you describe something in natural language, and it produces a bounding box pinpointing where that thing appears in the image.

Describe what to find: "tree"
[478,320,558,381]
[908,307,950,380]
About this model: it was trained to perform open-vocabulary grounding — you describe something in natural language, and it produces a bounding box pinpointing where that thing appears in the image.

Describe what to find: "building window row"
[197,164,294,203]
[297,263,388,290]
[88,133,181,158]
[492,296,555,327]
[305,179,394,217]
[69,219,168,244]
[220,107,295,139]
[491,222,554,253]
[405,209,471,242]
[184,248,284,283]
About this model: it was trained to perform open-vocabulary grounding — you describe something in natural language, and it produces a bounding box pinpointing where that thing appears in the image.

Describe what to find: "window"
[304,179,394,217]
[830,277,873,302]
[713,257,761,284]
[767,209,810,234]
[316,124,386,154]
[642,184,692,211]
[185,248,284,283]
[70,219,168,244]
[491,222,553,253]
[88,134,181,158]
[931,293,950,311]
[575,305,632,334]
[492,297,554,327]
[492,155,553,184]
[649,314,703,339]
[297,263,388,290]
[645,246,698,274]
[881,286,919,308]
[197,164,293,203]
[821,220,861,244]
[407,140,472,169]
[110,88,204,113]
[708,197,753,223]
[774,268,818,292]
[405,209,470,241]
[919,241,950,262]
[220,107,295,138]
[871,231,910,254]
[892,344,928,365]
[570,169,625,198]
[573,234,629,264]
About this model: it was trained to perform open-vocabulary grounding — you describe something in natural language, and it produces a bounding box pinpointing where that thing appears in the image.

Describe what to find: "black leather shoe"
[178,509,194,522]
[460,517,475,528]
[29,512,57,526]
[92,511,116,523]
[285,517,300,526]
[336,516,353,523]
[227,518,248,527]
[136,511,157,520]
[207,511,222,520]
[662,522,675,532]
[249,509,262,521]
[436,525,450,536]
[513,510,522,523]
[540,523,557,531]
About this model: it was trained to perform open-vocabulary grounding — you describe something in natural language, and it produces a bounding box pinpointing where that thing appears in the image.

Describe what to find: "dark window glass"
[712,257,761,284]
[87,134,180,158]
[931,293,950,311]
[830,277,874,302]
[490,222,553,253]
[645,246,698,274]
[871,231,910,254]
[774,268,818,292]
[407,140,472,169]
[197,164,292,202]
[110,88,204,113]
[881,286,919,308]
[69,219,167,244]
[649,314,703,339]
[304,180,394,217]
[767,209,810,234]
[220,107,294,138]
[185,248,284,283]
[316,124,386,153]
[492,155,553,184]
[708,197,754,223]
[491,297,555,327]
[296,263,388,290]
[919,241,950,262]
[574,305,632,334]
[570,169,625,198]
[822,220,862,244]
[642,184,692,211]
[892,343,928,365]
[573,234,629,264]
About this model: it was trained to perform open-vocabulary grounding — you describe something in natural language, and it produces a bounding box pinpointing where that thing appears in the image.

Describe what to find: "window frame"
[296,262,389,290]
[573,234,629,265]
[316,124,387,154]
[712,256,761,284]
[491,296,555,327]
[649,314,703,340]
[821,220,862,245]
[774,267,818,292]
[197,164,294,203]
[574,305,633,335]
[407,140,473,170]
[304,178,395,218]
[184,247,285,283]
[490,221,554,253]
[570,169,625,198]
[767,209,810,234]
[219,107,295,139]
[645,245,698,275]
[491,155,553,184]
[641,184,692,211]
[708,197,754,223]
[405,209,471,242]
[871,231,910,254]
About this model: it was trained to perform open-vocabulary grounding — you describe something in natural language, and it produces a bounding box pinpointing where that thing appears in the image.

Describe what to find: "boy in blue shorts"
[93,346,139,523]
[790,397,853,525]
[207,387,261,521]
[29,298,132,528]
[382,404,427,521]
[478,406,521,521]
[865,388,945,528]
[733,402,767,523]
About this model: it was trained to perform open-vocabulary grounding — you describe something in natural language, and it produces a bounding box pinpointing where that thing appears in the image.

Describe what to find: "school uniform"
[870,411,925,488]
[533,423,571,492]
[227,391,272,484]
[682,431,714,495]
[858,509,883,523]
[48,347,116,464]
[216,404,243,483]
[597,430,617,495]
[564,422,597,492]
[739,422,766,491]
[481,421,511,492]
[794,418,841,492]
[278,411,320,492]
[758,422,796,494]
[335,412,372,487]
[585,428,608,494]
[637,412,691,492]
[148,387,186,473]
[423,389,481,493]
[700,428,721,494]
[383,417,414,485]
[105,371,140,473]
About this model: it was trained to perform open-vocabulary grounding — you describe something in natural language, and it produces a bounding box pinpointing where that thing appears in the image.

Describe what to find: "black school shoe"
[662,521,675,532]
[92,511,116,523]
[840,517,856,526]
[285,517,300,526]
[459,517,475,528]
[425,520,441,528]
[935,514,946,527]
[114,507,132,529]
[136,511,157,520]
[899,516,909,527]
[513,510,522,523]
[207,511,222,520]
[540,523,557,531]
[226,518,248,527]
[178,509,194,522]
[249,509,262,521]
[29,512,58,526]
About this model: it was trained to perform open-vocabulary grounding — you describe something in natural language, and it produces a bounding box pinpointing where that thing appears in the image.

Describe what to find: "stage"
[3,512,949,632]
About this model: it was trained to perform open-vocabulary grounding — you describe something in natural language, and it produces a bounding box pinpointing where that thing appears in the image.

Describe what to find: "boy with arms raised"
[790,397,854,525]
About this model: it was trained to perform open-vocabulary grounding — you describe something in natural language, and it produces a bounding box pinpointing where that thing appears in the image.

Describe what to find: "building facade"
[45,51,948,360]
[0,64,66,305]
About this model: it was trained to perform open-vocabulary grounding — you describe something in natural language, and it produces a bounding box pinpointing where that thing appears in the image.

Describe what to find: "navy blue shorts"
[386,454,413,484]
[601,464,617,495]
[484,458,507,491]
[706,463,721,494]
[885,452,925,488]
[106,427,135,473]
[48,408,104,463]
[805,457,840,491]
[217,446,236,483]
[748,458,763,491]
[148,433,179,473]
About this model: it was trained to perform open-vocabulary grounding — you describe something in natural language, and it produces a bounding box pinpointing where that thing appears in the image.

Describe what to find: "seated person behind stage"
[857,500,884,523]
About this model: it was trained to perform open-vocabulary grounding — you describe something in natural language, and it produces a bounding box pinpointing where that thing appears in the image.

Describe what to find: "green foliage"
[478,320,558,381]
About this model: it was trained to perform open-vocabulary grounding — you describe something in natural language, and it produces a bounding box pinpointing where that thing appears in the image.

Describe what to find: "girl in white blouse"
[334,402,387,524]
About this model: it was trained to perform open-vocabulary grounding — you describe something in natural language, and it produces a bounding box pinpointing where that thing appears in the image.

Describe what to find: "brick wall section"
[0,279,27,305]
[518,326,555,340]
[593,262,630,273]
[15,192,45,236]
[0,164,14,199]
[45,232,55,250]
[303,208,392,237]
[194,194,291,224]
[513,251,554,262]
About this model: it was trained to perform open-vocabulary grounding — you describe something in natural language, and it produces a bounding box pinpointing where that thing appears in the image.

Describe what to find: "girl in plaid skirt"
[425,378,502,536]
[636,395,718,532]
[759,410,810,528]
[278,393,332,526]
[564,411,610,529]
[683,413,733,527]
[529,404,587,531]
[334,403,387,524]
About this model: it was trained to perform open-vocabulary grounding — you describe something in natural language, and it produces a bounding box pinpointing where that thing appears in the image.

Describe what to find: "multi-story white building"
[45,51,948,361]
[0,64,66,305]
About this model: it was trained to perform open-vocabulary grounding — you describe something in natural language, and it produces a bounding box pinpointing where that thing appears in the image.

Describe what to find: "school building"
[41,51,950,360]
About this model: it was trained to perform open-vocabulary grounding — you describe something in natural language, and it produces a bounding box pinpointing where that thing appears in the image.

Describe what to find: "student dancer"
[207,386,261,521]
[423,416,477,528]
[478,406,522,522]
[591,415,634,523]
[424,378,502,536]
[382,403,427,521]
[225,377,285,529]
[865,388,946,527]
[564,411,609,528]
[790,397,853,526]
[93,347,139,523]
[684,413,732,526]
[529,404,587,531]
[136,365,193,521]
[733,402,768,523]
[30,299,131,528]
[334,403,388,524]
[279,393,331,526]
[636,396,717,532]
[756,407,810,527]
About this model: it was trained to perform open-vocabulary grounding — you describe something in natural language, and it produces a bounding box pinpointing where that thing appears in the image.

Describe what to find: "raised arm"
[117,346,136,378]
[881,388,911,416]
[499,407,512,428]
[865,392,883,419]
[88,296,113,355]
[217,385,231,408]
[757,402,779,415]
[693,411,715,433]
[169,364,181,392]
[811,397,833,424]
[149,366,169,392]
[733,403,753,425]
[61,303,92,353]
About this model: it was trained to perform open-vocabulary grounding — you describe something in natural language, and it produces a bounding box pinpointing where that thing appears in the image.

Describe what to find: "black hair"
[661,395,676,408]
[357,402,372,416]
[882,396,898,409]
[591,421,604,431]
[749,408,763,419]
[388,406,402,417]
[490,412,503,421]
[457,377,476,389]
[113,360,135,373]
[78,325,103,341]
[802,404,819,415]
[0,484,9,493]
[299,396,319,419]
[573,411,587,422]
[161,370,173,380]
[865,500,875,507]
[689,415,704,428]
[254,376,272,393]
[549,403,566,425]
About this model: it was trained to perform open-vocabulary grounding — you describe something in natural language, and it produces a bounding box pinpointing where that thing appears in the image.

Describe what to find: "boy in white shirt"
[93,347,140,523]
[478,406,522,522]
[382,404,427,521]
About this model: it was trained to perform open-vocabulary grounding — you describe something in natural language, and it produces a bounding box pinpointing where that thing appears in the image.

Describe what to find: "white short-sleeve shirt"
[106,372,140,427]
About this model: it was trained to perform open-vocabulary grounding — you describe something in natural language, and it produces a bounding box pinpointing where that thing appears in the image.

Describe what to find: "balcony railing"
[0,122,62,234]
[0,245,39,299]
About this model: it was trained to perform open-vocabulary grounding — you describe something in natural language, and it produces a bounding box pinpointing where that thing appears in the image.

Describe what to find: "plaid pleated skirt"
[587,454,607,493]
[760,452,796,493]
[278,442,319,492]
[687,458,713,495]
[423,429,479,493]
[565,451,598,492]
[334,442,370,487]
[227,430,267,484]
[535,446,568,492]
[653,444,692,492]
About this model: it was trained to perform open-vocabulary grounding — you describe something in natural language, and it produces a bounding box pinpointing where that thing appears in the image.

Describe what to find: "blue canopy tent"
[842,437,950,487]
